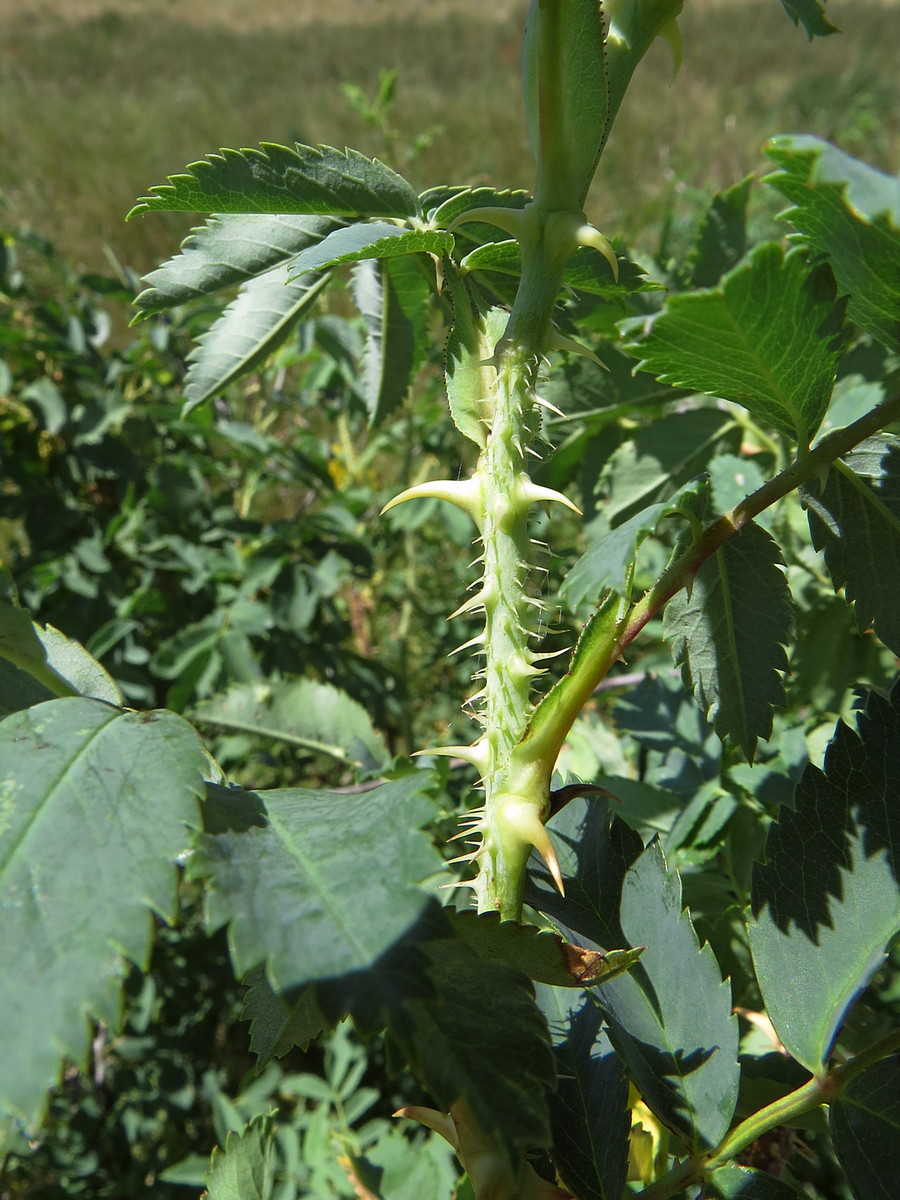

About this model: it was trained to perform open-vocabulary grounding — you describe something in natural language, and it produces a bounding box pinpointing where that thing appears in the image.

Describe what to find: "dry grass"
[0,0,897,273]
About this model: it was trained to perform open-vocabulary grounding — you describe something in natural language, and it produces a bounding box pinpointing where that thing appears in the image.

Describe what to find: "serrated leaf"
[460,239,649,299]
[182,266,331,411]
[443,284,504,449]
[132,213,339,317]
[288,222,451,277]
[0,698,205,1136]
[204,1113,277,1200]
[390,940,555,1155]
[563,476,709,607]
[602,409,736,525]
[526,799,740,1152]
[765,135,900,353]
[627,244,847,443]
[535,988,629,1200]
[777,0,838,38]
[830,1056,900,1200]
[192,678,389,770]
[340,1126,457,1200]
[689,176,753,288]
[242,967,330,1068]
[427,185,530,228]
[130,143,419,219]
[801,434,900,654]
[705,1162,803,1198]
[664,523,793,759]
[352,253,432,424]
[192,774,444,990]
[447,910,642,988]
[0,603,122,712]
[748,684,900,1073]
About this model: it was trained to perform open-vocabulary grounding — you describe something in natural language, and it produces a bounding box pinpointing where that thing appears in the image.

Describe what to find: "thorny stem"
[473,226,574,918]
[635,1026,900,1200]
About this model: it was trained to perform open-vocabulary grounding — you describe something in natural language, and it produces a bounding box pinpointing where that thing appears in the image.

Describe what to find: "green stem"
[635,1006,900,1199]
[517,390,900,773]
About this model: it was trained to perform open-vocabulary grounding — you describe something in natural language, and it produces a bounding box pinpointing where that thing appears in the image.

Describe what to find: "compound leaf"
[193,678,389,771]
[0,603,122,716]
[447,910,642,988]
[129,143,419,219]
[242,967,330,1068]
[801,434,900,655]
[536,987,629,1200]
[688,176,753,288]
[132,212,340,317]
[0,698,206,1141]
[626,243,847,443]
[352,254,432,424]
[663,523,793,759]
[563,475,709,607]
[288,222,451,277]
[204,1113,277,1200]
[830,1056,900,1200]
[765,135,900,353]
[389,940,555,1156]
[192,774,444,990]
[748,683,900,1074]
[526,799,740,1152]
[182,266,331,411]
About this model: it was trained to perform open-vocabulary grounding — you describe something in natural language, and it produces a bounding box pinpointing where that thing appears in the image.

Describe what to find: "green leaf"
[352,254,432,425]
[182,267,331,412]
[535,988,630,1200]
[287,222,451,277]
[132,213,340,318]
[443,295,505,450]
[192,678,389,770]
[426,185,530,229]
[563,476,709,607]
[765,135,900,353]
[830,1056,900,1200]
[602,409,737,525]
[801,435,900,655]
[129,143,419,219]
[748,683,900,1074]
[526,799,740,1152]
[777,0,839,38]
[204,1113,277,1200]
[626,244,847,443]
[0,698,205,1136]
[0,603,122,712]
[390,940,555,1154]
[447,910,642,988]
[663,523,793,759]
[192,774,444,989]
[460,238,650,299]
[341,1127,457,1200]
[688,176,753,288]
[705,1162,803,1198]
[241,967,330,1068]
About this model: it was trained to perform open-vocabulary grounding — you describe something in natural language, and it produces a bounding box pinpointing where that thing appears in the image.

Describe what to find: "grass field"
[1,0,898,274]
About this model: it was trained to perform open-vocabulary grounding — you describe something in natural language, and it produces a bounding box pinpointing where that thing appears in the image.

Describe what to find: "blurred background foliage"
[1,1,899,1196]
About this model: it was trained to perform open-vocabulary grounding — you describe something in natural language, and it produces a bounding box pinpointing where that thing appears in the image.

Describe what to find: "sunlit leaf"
[748,683,900,1073]
[0,698,205,1138]
[129,143,419,219]
[664,523,793,759]
[626,244,847,443]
